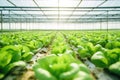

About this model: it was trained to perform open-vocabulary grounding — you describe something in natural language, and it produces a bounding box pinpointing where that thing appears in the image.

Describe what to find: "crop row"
[0,31,120,80]
[63,31,120,77]
[33,32,94,80]
[0,31,54,79]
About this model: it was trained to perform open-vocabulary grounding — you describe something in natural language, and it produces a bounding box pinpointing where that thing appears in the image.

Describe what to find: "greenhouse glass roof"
[0,0,120,23]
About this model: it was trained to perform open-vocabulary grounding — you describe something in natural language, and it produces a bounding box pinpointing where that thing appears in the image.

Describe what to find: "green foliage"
[109,61,120,76]
[33,54,93,80]
[91,51,108,68]
[2,61,26,74]
[106,49,120,65]
[1,45,21,62]
[22,52,34,61]
[0,31,54,79]
[1,31,120,79]
[0,51,12,68]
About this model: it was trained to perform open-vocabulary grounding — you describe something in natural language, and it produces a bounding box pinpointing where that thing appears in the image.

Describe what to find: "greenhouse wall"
[1,22,120,30]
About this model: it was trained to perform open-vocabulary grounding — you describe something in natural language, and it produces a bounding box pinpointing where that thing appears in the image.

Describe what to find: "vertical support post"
[34,17,36,30]
[33,17,34,30]
[15,21,16,30]
[15,15,18,30]
[9,10,11,30]
[57,0,60,30]
[1,10,3,32]
[26,18,27,30]
[106,11,109,41]
[107,11,108,32]
[20,15,22,31]
[80,22,82,30]
[29,18,30,30]
[93,22,94,31]
[37,18,39,29]
[100,19,102,31]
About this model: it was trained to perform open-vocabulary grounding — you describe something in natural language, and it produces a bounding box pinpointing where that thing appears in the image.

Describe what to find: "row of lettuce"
[0,31,54,79]
[1,31,120,80]
[33,32,94,80]
[63,31,120,76]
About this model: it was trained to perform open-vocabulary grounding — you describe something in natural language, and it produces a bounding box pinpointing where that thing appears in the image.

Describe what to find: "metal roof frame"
[0,0,120,23]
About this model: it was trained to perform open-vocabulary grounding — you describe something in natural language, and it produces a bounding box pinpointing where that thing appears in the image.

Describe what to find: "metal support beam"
[20,15,22,31]
[1,10,3,31]
[15,20,16,30]
[29,18,30,30]
[33,17,35,28]
[66,0,83,22]
[2,14,120,17]
[107,11,108,32]
[0,6,120,9]
[57,0,60,29]
[33,0,48,19]
[76,0,107,22]
[100,19,102,31]
[26,18,28,30]
[7,0,32,20]
[1,9,120,12]
[58,0,60,22]
[9,10,11,30]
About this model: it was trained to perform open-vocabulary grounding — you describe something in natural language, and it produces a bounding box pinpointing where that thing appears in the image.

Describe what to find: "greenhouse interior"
[0,0,120,80]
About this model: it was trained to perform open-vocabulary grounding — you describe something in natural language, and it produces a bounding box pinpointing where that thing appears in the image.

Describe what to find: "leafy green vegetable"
[34,68,57,80]
[0,61,26,79]
[0,51,12,68]
[78,64,90,74]
[0,31,55,79]
[2,61,26,74]
[91,51,108,68]
[22,52,34,61]
[78,47,90,58]
[17,45,30,55]
[94,44,103,52]
[1,45,21,62]
[109,61,120,76]
[0,73,4,79]
[106,49,120,65]
[73,71,93,80]
[105,41,120,49]
[33,54,93,80]
[59,63,79,79]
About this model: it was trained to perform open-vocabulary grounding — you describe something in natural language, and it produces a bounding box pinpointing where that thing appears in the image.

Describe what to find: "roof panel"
[100,0,120,7]
[88,11,104,15]
[0,0,120,23]
[0,0,13,6]
[44,11,58,15]
[60,11,72,15]
[35,0,58,7]
[72,11,88,15]
[79,0,104,7]
[59,0,79,7]
[9,0,36,6]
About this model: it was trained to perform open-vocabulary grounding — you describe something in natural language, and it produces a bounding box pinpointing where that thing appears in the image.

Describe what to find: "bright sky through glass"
[0,0,120,29]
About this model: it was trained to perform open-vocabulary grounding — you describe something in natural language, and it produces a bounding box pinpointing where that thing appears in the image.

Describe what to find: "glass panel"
[79,0,104,7]
[0,0,13,6]
[35,0,58,7]
[10,0,36,6]
[59,0,79,7]
[100,0,120,7]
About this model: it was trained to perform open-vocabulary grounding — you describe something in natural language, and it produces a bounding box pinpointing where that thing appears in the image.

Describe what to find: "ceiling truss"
[0,0,120,23]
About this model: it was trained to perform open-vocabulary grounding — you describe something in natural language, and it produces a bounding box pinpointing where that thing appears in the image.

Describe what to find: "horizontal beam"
[2,20,120,23]
[2,18,120,23]
[0,6,120,9]
[2,18,120,19]
[1,9,120,12]
[3,14,120,17]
